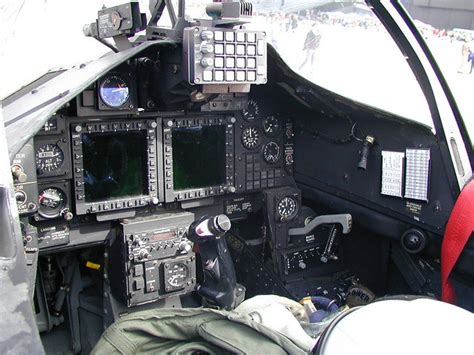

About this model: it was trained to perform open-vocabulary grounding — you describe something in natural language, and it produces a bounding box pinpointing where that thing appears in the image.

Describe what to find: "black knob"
[401,229,427,254]
[15,190,27,205]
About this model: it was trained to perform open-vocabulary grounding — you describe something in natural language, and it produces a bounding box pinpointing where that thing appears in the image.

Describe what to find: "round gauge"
[263,115,282,137]
[242,99,259,122]
[241,126,260,150]
[263,141,281,164]
[99,74,130,108]
[165,262,189,289]
[38,187,67,218]
[277,196,298,221]
[36,144,64,174]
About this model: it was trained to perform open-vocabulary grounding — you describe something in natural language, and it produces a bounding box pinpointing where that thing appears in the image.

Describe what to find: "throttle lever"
[320,224,342,263]
[288,214,352,236]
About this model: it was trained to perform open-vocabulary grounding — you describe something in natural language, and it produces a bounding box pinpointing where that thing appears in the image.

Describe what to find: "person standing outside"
[458,37,470,74]
[299,22,322,73]
[469,38,474,74]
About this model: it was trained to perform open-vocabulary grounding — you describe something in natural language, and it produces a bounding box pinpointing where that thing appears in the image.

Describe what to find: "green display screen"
[172,125,226,190]
[82,131,148,202]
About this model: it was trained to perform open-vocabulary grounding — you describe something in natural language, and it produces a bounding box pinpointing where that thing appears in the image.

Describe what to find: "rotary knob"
[61,209,74,221]
[138,249,150,260]
[201,30,214,40]
[178,241,192,253]
[201,57,214,67]
[15,190,27,205]
[11,165,27,183]
[201,43,214,54]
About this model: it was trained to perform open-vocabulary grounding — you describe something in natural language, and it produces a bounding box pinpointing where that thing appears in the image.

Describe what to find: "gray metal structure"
[402,0,474,30]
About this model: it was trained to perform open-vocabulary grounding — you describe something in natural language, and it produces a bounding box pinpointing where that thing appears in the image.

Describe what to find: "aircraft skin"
[0,1,472,354]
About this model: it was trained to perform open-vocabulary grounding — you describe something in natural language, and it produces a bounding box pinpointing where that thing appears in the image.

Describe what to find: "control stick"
[186,214,245,309]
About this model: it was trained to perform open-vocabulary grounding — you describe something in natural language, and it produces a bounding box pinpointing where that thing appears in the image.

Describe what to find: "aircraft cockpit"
[1,0,473,353]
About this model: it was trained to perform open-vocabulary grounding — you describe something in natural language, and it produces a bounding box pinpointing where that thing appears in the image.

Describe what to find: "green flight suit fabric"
[92,307,309,354]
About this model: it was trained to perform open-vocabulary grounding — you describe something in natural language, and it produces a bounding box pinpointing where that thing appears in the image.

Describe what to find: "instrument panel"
[11,66,295,252]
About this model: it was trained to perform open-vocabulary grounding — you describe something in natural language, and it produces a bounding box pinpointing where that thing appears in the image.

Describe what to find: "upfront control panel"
[183,27,267,85]
[109,212,196,307]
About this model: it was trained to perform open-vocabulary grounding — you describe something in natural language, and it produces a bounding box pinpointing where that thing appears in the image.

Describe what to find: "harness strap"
[441,179,474,303]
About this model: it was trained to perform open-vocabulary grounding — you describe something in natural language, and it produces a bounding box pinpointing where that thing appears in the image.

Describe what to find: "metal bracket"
[83,2,147,52]
[288,214,353,236]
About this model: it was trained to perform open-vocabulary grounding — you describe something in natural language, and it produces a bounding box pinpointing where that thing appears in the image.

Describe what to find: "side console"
[109,211,196,307]
[263,187,352,281]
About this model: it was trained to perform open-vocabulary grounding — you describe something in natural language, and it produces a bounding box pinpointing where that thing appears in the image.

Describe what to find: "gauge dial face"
[263,115,282,137]
[277,196,298,220]
[242,126,260,150]
[38,187,66,218]
[263,141,281,164]
[242,99,259,122]
[36,144,64,174]
[99,74,130,108]
[165,262,189,289]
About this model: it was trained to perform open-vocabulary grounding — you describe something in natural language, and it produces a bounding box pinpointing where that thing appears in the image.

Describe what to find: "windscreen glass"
[172,125,226,190]
[82,131,148,202]
[248,1,433,128]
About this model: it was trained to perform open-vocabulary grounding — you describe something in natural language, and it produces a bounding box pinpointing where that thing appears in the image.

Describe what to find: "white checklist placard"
[404,149,430,202]
[381,151,405,198]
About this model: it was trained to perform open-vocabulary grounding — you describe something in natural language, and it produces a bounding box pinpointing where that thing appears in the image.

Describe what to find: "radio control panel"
[109,211,196,307]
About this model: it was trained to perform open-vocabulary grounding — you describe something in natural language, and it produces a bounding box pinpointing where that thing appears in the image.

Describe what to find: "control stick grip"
[186,214,244,309]
[288,214,352,236]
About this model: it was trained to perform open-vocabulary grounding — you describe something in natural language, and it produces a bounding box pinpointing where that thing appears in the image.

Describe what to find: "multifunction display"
[71,120,160,215]
[82,131,149,202]
[172,125,226,190]
[163,117,235,202]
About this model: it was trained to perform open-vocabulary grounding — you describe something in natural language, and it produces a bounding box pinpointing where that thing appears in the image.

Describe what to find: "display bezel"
[71,120,161,215]
[163,116,235,202]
